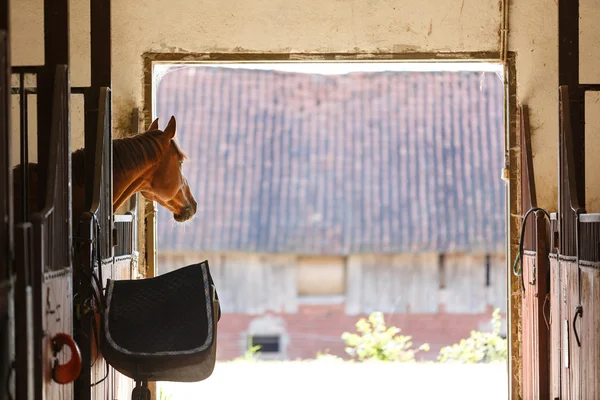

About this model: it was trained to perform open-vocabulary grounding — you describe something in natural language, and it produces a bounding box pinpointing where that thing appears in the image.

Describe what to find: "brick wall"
[216,303,505,362]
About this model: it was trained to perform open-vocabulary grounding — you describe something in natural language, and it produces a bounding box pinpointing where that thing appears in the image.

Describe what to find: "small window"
[438,254,446,289]
[249,335,281,353]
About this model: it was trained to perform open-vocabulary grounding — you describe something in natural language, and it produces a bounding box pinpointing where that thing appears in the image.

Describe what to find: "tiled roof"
[155,67,505,255]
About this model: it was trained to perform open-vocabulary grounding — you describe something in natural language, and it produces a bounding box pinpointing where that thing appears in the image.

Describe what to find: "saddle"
[100,261,221,393]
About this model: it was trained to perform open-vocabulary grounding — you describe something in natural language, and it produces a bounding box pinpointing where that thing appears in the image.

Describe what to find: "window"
[296,256,346,296]
[250,335,281,353]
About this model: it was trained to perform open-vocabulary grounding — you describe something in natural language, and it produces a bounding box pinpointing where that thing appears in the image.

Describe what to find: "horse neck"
[112,164,148,209]
[112,134,163,210]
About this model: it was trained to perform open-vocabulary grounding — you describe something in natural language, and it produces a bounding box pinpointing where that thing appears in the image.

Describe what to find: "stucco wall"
[10,0,503,130]
[11,0,592,211]
[9,1,600,397]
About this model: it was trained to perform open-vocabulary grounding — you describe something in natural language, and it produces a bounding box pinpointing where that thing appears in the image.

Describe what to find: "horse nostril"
[184,205,195,217]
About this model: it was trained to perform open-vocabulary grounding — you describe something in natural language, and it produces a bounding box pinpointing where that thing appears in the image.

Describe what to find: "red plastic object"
[51,333,82,384]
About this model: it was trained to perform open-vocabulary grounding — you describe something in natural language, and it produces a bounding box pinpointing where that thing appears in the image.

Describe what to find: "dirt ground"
[158,361,508,400]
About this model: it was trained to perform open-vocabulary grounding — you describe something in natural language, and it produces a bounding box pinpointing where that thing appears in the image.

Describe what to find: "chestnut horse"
[13,115,197,228]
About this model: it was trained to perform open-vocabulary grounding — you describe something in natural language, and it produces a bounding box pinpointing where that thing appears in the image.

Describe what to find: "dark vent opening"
[251,335,281,353]
[485,254,491,287]
[438,253,446,289]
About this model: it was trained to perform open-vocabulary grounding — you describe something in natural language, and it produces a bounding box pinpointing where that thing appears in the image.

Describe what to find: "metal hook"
[543,294,551,330]
[573,305,583,347]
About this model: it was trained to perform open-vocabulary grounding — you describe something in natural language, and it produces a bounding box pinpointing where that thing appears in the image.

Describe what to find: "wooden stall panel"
[560,261,571,400]
[109,258,134,399]
[581,264,600,399]
[0,281,15,399]
[521,246,549,400]
[567,261,581,400]
[521,254,535,399]
[549,255,562,399]
[559,260,581,400]
[42,272,74,400]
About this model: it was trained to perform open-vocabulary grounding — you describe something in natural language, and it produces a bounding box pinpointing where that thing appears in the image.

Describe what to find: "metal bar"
[558,0,585,258]
[113,214,135,223]
[91,0,111,89]
[10,87,36,95]
[11,86,87,95]
[37,0,70,209]
[581,84,600,92]
[73,214,94,400]
[579,213,600,223]
[557,3,584,397]
[19,73,28,222]
[559,86,584,213]
[77,0,113,380]
[11,66,41,74]
[85,0,111,206]
[14,223,33,400]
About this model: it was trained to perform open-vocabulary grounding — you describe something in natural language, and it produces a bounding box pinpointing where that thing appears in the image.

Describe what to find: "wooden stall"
[2,0,138,398]
[519,1,600,398]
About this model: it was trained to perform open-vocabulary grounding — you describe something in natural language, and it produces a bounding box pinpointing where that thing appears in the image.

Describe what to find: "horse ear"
[148,118,159,131]
[163,116,176,140]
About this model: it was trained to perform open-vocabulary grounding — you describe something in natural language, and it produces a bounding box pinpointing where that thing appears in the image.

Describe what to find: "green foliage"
[236,335,262,362]
[315,350,345,363]
[437,308,507,364]
[157,386,173,400]
[341,311,429,362]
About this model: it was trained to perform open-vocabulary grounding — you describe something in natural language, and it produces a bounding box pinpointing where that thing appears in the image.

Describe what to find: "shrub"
[341,311,429,362]
[231,335,262,362]
[437,308,507,364]
[315,350,345,363]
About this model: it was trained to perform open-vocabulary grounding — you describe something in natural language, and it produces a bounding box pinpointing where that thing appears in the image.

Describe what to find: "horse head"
[140,116,197,222]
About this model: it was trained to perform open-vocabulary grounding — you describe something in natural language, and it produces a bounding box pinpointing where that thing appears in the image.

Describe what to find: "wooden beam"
[520,105,537,251]
[84,0,111,206]
[558,0,585,258]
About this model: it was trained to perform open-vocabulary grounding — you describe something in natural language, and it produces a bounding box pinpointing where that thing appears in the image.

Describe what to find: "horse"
[13,115,197,229]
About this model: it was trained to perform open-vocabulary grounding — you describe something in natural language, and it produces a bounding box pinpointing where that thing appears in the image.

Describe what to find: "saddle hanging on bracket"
[101,261,221,383]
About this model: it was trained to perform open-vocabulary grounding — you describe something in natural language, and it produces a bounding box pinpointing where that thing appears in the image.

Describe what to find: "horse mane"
[71,130,177,186]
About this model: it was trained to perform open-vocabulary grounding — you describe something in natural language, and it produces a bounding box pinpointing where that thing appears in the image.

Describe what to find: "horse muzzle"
[173,201,197,222]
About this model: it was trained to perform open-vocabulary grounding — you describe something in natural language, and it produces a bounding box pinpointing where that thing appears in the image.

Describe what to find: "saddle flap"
[102,261,220,382]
